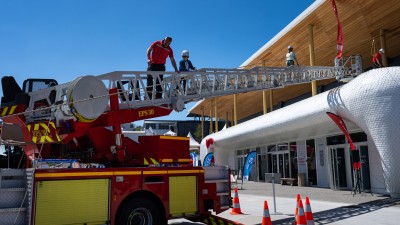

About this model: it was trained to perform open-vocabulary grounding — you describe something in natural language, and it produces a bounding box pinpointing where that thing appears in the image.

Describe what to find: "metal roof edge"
[187,99,205,116]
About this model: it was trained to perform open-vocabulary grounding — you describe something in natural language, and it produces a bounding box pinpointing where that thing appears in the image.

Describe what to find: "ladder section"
[97,61,360,109]
[203,166,231,210]
[17,56,361,123]
[0,169,32,225]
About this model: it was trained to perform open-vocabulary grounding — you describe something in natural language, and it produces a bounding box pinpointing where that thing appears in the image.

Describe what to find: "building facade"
[200,68,400,197]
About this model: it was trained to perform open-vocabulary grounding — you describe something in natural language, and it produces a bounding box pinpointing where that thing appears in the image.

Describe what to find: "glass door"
[329,146,347,189]
[357,144,371,190]
[258,154,268,181]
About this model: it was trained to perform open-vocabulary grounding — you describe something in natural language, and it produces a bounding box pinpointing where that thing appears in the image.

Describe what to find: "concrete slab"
[169,181,400,225]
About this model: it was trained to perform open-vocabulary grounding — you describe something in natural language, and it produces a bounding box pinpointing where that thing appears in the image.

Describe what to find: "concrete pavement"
[169,181,400,225]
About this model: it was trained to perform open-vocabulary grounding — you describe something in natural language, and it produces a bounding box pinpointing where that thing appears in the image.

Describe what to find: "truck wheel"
[116,197,165,225]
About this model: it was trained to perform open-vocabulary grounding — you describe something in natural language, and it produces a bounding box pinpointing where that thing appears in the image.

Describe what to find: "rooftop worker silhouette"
[146,36,179,99]
[286,45,299,67]
[372,48,385,68]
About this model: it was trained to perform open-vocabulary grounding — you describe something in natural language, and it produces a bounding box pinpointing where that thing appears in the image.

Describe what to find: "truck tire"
[116,197,165,225]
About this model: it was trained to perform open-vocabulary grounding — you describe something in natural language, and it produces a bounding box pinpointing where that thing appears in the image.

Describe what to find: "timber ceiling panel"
[189,0,400,121]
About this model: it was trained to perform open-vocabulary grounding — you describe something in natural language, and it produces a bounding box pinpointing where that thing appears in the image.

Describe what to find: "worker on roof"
[286,45,299,67]
[372,48,385,68]
[146,36,179,99]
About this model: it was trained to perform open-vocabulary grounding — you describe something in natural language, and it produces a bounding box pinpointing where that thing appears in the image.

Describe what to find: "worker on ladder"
[146,36,180,99]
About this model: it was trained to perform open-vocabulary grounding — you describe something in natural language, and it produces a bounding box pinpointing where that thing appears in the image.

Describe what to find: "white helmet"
[379,48,384,53]
[182,50,189,57]
[288,45,293,50]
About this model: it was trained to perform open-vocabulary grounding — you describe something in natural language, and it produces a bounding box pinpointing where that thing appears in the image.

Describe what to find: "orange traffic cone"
[305,197,315,225]
[230,187,243,215]
[261,200,272,225]
[294,194,301,225]
[296,199,307,225]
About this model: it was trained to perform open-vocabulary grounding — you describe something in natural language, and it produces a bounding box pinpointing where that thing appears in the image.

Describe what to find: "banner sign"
[203,152,214,167]
[242,151,257,181]
[326,112,360,170]
[330,0,343,59]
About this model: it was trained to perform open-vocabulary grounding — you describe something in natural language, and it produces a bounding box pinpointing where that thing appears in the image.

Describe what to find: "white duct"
[201,67,400,198]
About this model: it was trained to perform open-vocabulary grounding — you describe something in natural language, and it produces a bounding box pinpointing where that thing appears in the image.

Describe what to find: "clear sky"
[0,0,315,126]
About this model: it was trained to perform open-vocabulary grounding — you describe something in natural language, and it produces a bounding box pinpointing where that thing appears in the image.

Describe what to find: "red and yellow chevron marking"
[27,121,61,144]
[202,215,244,225]
[143,158,159,165]
[0,105,18,116]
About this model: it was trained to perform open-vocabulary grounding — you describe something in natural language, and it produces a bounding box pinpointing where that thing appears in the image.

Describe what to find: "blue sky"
[0,0,314,126]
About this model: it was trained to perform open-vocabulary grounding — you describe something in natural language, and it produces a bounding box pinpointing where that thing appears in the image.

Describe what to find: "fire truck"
[0,59,361,225]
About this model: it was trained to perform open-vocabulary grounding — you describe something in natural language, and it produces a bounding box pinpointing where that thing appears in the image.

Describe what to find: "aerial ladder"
[0,55,362,165]
[0,55,361,225]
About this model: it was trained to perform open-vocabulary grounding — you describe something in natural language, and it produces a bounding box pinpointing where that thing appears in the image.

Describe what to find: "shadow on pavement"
[268,198,400,225]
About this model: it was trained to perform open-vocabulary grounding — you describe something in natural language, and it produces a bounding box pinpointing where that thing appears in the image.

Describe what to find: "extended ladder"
[16,55,362,123]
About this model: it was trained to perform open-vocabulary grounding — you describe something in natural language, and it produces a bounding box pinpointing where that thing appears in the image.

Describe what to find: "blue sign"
[203,152,214,166]
[190,152,197,166]
[242,151,257,181]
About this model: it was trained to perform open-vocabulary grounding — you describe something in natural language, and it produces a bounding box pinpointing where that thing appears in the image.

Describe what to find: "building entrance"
[268,152,291,178]
[329,145,348,189]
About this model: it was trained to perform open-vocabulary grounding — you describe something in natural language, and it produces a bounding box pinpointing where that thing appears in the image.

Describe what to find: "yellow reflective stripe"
[168,170,203,174]
[1,107,8,116]
[40,123,51,133]
[40,135,53,143]
[31,123,40,143]
[35,170,202,178]
[160,136,189,141]
[143,171,168,175]
[161,159,173,163]
[209,217,218,225]
[150,158,159,164]
[35,172,113,178]
[113,171,141,175]
[161,159,191,163]
[8,105,17,114]
[27,124,31,132]
[144,158,149,165]
[178,159,191,162]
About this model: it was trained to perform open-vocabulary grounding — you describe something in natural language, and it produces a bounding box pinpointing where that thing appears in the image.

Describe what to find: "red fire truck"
[0,64,358,224]
[0,71,239,225]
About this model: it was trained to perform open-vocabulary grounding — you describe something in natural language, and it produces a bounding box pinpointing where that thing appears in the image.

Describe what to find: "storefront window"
[306,139,317,185]
[290,142,297,178]
[267,145,276,152]
[236,149,251,177]
[278,143,288,151]
[350,132,367,142]
[326,135,346,145]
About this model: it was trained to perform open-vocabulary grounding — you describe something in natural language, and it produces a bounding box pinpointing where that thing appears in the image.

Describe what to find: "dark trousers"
[180,79,187,93]
[373,63,381,69]
[147,64,165,99]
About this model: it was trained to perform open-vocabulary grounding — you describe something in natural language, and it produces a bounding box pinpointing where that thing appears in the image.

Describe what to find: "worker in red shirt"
[146,36,179,99]
[372,48,384,68]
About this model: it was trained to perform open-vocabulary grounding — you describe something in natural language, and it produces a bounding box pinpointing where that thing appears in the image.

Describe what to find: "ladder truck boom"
[0,57,361,165]
[0,56,361,225]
